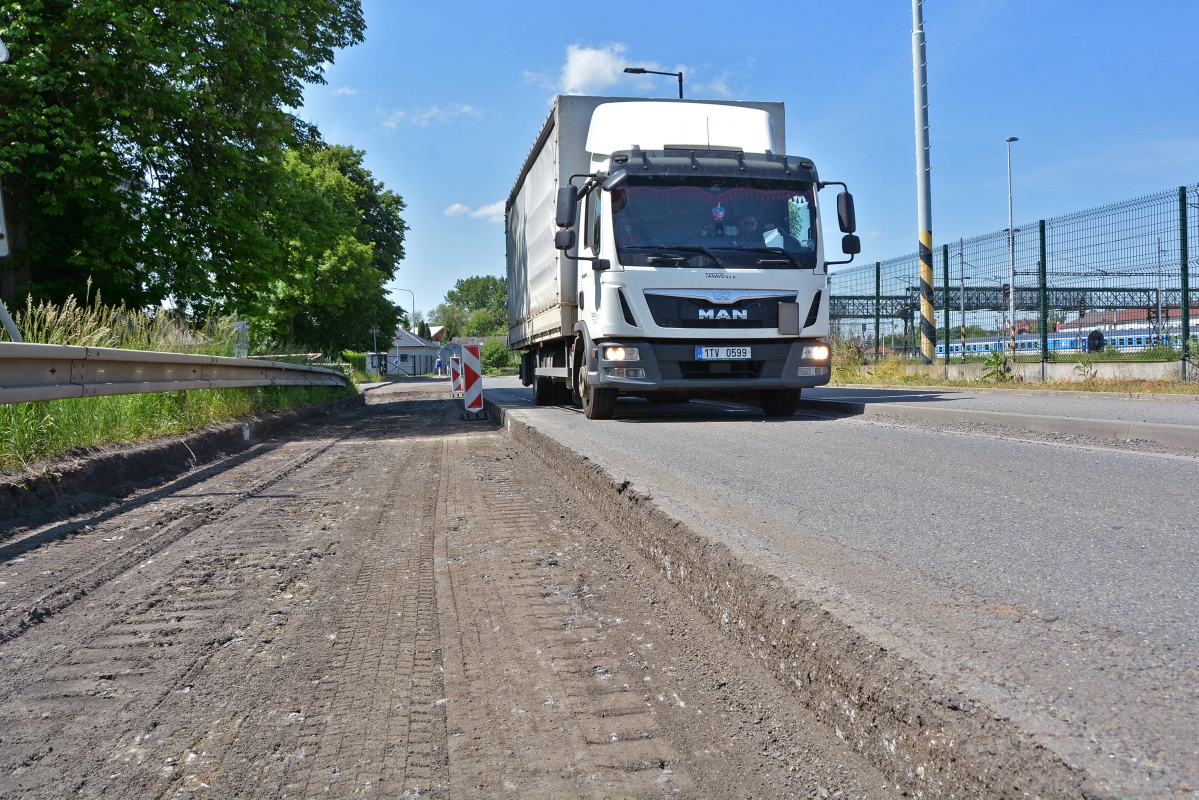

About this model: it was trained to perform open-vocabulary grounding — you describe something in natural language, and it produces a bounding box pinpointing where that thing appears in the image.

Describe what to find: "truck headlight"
[603,346,639,362]
[802,344,830,361]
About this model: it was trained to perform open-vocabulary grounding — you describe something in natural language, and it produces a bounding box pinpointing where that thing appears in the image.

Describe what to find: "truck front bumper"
[588,339,831,392]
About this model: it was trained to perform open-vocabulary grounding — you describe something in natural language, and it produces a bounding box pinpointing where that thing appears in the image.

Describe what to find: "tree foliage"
[0,0,404,356]
[430,275,506,340]
[248,143,405,352]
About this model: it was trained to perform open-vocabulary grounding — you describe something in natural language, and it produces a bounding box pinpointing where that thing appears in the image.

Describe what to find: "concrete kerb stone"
[483,396,1086,799]
[801,398,1199,451]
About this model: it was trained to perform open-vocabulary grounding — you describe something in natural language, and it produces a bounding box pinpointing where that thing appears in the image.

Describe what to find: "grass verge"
[0,384,355,473]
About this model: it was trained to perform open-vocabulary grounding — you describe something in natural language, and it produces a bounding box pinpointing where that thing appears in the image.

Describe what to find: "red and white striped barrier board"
[450,356,463,397]
[461,344,483,411]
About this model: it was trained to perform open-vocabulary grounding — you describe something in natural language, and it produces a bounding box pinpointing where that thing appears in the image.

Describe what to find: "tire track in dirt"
[0,434,343,646]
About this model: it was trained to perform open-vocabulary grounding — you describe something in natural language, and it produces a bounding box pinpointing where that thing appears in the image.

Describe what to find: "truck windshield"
[610,178,817,269]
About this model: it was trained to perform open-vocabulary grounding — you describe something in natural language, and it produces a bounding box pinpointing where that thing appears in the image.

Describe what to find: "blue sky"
[299,0,1199,320]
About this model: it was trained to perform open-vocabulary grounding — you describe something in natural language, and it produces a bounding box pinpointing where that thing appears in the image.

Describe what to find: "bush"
[480,339,516,374]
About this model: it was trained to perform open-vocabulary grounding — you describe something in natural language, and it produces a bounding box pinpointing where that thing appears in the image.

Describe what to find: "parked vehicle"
[505,96,859,419]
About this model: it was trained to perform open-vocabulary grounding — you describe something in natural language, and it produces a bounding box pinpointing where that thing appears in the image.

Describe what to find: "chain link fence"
[829,184,1198,368]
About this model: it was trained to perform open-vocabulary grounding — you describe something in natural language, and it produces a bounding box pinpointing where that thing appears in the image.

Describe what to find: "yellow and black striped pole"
[912,0,935,365]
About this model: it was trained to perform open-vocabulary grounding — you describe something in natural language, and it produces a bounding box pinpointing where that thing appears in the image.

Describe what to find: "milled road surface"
[487,377,1199,798]
[0,384,888,799]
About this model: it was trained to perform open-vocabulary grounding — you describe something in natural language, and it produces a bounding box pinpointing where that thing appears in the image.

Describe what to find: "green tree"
[480,339,515,373]
[243,144,407,353]
[261,143,407,352]
[446,275,506,312]
[429,303,468,342]
[0,0,365,309]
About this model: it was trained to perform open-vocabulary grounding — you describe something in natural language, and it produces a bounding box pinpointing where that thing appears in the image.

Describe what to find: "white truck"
[505,95,859,419]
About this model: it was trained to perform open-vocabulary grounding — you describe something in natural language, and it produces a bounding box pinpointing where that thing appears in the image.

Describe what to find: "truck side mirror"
[602,170,628,192]
[837,191,857,233]
[554,229,576,251]
[556,186,578,228]
[841,234,861,255]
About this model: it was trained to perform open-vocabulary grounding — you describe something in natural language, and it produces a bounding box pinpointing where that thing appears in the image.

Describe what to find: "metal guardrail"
[0,342,348,404]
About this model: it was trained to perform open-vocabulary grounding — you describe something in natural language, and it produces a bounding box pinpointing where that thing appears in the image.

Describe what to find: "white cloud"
[560,43,636,95]
[444,201,505,223]
[469,201,506,223]
[375,103,484,133]
[333,87,359,96]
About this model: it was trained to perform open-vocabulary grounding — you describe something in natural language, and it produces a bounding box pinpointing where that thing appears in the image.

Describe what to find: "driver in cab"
[732,214,789,249]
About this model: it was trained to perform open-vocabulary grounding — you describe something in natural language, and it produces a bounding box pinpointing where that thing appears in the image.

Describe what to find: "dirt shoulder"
[0,392,888,798]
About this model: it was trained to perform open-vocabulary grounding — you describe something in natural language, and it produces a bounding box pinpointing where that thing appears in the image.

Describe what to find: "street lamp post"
[396,288,416,328]
[1006,136,1019,356]
[623,67,684,99]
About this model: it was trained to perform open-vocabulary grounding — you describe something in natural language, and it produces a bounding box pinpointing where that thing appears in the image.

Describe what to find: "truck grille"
[644,293,794,329]
[679,361,762,380]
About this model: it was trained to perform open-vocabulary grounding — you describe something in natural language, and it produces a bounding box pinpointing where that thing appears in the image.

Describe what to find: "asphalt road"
[485,376,1199,798]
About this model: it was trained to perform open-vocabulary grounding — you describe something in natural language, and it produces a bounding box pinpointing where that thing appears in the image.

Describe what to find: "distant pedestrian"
[435,356,443,376]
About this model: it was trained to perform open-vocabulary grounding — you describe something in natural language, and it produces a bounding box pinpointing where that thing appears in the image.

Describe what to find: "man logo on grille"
[699,309,747,320]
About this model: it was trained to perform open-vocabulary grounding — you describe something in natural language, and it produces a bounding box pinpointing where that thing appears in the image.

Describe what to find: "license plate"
[695,346,751,361]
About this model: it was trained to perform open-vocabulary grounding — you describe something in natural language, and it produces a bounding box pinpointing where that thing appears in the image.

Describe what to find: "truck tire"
[582,385,617,419]
[532,375,556,405]
[760,388,800,417]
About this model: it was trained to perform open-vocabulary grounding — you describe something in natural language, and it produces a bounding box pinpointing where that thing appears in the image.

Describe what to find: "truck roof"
[505,96,786,214]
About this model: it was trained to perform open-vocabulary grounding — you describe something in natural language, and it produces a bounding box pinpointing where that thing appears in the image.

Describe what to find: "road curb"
[800,399,1199,451]
[484,396,1087,798]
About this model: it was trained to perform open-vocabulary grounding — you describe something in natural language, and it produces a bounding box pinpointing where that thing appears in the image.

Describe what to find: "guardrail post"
[942,243,950,365]
[1039,219,1048,381]
[874,261,881,359]
[1182,186,1190,381]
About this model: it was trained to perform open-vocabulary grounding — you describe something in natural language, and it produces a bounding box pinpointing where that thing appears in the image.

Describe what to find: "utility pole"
[1006,137,1019,356]
[911,0,935,365]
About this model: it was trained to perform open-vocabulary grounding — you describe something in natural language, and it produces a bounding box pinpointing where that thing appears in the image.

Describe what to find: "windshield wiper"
[711,246,803,268]
[624,244,725,267]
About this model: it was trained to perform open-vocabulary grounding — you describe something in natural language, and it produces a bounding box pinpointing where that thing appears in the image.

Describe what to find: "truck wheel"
[582,384,617,419]
[532,375,556,405]
[760,388,800,417]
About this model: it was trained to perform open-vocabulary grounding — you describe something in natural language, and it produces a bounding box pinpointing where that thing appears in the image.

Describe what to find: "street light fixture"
[1005,136,1019,355]
[623,67,684,99]
[395,288,416,330]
